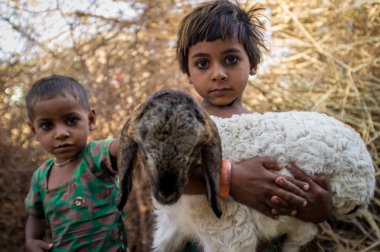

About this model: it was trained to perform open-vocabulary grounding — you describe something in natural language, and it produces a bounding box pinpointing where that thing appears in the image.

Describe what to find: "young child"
[177,0,333,250]
[24,75,127,251]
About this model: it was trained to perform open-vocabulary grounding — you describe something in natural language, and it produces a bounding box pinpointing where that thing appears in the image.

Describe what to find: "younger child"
[24,75,127,251]
[177,0,333,250]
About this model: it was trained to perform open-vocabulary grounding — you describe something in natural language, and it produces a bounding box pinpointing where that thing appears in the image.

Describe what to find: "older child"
[24,75,127,251]
[177,0,333,250]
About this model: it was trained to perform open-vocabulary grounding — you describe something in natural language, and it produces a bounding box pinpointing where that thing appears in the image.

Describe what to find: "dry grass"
[0,1,378,251]
[244,1,380,251]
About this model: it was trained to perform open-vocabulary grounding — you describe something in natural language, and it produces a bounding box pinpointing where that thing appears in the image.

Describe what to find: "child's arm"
[183,156,308,212]
[274,165,334,223]
[230,157,333,223]
[25,214,52,252]
[229,157,305,218]
[184,156,333,223]
[109,139,120,159]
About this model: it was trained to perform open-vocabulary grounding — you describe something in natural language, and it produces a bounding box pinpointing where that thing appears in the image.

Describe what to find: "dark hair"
[25,75,90,120]
[176,0,267,75]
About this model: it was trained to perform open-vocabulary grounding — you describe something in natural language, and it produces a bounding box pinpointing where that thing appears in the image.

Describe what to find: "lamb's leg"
[201,241,259,252]
[280,221,318,252]
[152,223,187,252]
[198,229,259,252]
[200,239,229,252]
[152,208,188,252]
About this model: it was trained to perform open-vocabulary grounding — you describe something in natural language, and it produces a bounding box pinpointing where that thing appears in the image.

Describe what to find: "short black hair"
[25,75,90,120]
[176,0,267,75]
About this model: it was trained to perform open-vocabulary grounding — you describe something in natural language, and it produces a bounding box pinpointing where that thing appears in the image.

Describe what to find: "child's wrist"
[219,159,232,197]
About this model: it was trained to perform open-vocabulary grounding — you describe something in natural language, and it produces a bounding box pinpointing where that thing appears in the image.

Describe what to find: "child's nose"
[211,64,228,81]
[55,125,70,139]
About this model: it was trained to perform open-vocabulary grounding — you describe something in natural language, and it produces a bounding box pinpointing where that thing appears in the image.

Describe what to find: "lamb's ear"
[117,122,138,210]
[201,118,223,219]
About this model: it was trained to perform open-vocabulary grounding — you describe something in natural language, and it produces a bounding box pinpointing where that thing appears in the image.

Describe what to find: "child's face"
[29,94,95,162]
[187,37,252,106]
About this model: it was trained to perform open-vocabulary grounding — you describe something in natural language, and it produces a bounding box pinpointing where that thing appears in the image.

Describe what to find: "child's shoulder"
[85,138,115,155]
[86,138,114,148]
[35,158,54,172]
[31,158,54,184]
[210,112,255,120]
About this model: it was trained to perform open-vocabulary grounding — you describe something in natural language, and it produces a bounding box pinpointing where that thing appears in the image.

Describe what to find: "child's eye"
[196,60,209,69]
[67,116,79,126]
[40,122,53,131]
[225,56,239,65]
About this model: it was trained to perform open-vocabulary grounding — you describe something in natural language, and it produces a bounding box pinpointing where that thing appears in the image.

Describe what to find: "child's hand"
[25,238,53,252]
[230,157,308,218]
[277,165,334,223]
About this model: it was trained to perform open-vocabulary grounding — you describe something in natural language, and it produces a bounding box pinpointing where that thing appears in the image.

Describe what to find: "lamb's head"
[117,90,223,218]
[136,101,208,204]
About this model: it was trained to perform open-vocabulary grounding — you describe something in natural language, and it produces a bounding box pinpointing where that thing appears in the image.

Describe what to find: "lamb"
[117,89,376,252]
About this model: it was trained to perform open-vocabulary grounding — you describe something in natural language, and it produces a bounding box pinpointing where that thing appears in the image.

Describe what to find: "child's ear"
[187,74,192,84]
[88,109,96,131]
[249,66,257,75]
[28,122,39,141]
[28,122,35,133]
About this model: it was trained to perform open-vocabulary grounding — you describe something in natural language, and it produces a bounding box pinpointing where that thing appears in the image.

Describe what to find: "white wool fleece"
[153,111,375,252]
[211,112,375,217]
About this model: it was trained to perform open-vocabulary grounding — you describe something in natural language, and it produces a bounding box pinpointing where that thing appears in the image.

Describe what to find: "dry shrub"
[1,1,379,251]
[244,1,380,251]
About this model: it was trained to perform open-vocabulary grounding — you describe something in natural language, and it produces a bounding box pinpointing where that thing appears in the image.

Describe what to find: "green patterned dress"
[25,139,127,251]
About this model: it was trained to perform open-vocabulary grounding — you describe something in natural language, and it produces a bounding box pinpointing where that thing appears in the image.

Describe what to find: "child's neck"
[201,101,250,118]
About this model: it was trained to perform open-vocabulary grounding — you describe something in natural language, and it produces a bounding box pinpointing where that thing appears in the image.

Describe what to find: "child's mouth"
[209,88,232,96]
[56,143,72,149]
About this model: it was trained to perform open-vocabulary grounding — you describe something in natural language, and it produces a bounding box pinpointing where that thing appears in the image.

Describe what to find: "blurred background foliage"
[0,0,379,251]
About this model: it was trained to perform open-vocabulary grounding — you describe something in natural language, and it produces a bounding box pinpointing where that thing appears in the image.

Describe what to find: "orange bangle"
[219,159,232,198]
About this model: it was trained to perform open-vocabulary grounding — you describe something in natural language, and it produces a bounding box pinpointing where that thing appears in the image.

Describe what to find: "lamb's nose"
[157,174,178,195]
[156,174,180,203]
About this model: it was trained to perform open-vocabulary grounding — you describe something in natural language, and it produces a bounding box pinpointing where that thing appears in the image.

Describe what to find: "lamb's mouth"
[154,190,181,205]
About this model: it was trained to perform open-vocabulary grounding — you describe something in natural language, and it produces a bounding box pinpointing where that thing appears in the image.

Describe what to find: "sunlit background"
[1,0,379,251]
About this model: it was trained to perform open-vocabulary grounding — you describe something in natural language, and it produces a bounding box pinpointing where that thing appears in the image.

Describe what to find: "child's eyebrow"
[35,116,57,124]
[191,48,243,59]
[221,48,243,55]
[35,112,81,122]
[191,52,209,59]
[36,118,51,123]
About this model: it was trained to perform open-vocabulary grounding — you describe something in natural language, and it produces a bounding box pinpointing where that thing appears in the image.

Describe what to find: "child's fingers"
[253,199,289,220]
[270,195,308,212]
[268,198,298,217]
[271,207,298,217]
[310,174,330,190]
[285,163,310,179]
[258,156,283,171]
[272,171,309,209]
[287,163,330,191]
[26,239,53,252]
[270,195,290,208]
[285,163,322,189]
[261,202,294,220]
[275,176,309,195]
[272,187,307,208]
[36,240,53,251]
[274,176,310,193]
